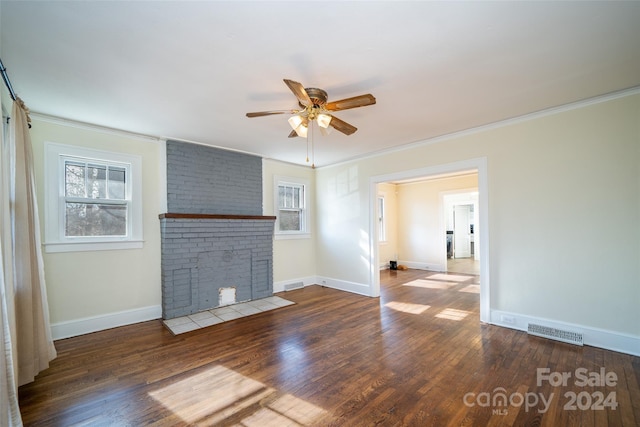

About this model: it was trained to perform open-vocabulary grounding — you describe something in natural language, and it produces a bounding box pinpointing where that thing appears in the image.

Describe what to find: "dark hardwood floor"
[19,269,640,426]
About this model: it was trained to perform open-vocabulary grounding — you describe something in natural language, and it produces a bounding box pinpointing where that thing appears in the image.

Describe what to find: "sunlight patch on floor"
[385,301,431,314]
[459,284,480,294]
[404,279,457,289]
[149,365,326,426]
[242,393,328,426]
[435,308,470,321]
[427,273,473,282]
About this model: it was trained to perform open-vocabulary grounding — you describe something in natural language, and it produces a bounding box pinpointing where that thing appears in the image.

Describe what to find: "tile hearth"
[163,295,294,335]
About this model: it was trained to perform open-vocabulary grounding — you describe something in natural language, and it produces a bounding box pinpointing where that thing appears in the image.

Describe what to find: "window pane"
[278,186,285,208]
[293,186,301,208]
[87,164,107,199]
[278,210,301,231]
[285,186,293,208]
[108,167,126,199]
[65,202,127,236]
[65,162,85,197]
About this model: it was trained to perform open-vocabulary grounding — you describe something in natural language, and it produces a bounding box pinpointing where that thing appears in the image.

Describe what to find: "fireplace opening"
[219,287,236,306]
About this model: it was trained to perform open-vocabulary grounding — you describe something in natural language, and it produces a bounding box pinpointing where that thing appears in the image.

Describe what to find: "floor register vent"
[527,323,583,346]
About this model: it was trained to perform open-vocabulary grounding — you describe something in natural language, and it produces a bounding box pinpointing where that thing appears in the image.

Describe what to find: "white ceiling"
[2,1,639,167]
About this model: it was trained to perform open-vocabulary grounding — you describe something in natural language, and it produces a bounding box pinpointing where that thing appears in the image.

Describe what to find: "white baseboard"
[273,276,317,293]
[51,305,162,340]
[398,260,446,272]
[275,276,372,297]
[490,310,640,357]
[316,276,371,296]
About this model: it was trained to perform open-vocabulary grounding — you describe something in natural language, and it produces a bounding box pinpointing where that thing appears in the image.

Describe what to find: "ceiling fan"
[246,79,376,138]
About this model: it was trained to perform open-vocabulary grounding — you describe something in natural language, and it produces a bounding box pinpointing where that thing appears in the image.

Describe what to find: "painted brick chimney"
[160,141,275,319]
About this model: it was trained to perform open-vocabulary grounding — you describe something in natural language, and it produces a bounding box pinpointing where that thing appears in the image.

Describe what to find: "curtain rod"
[0,57,18,101]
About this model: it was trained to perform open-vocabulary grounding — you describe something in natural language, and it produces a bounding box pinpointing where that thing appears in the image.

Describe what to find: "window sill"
[274,233,311,241]
[44,240,144,253]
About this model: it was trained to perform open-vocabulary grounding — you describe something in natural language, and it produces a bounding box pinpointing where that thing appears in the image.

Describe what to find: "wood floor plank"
[18,268,640,426]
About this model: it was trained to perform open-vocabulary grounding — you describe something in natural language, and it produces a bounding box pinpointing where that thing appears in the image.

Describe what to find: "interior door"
[454,204,471,258]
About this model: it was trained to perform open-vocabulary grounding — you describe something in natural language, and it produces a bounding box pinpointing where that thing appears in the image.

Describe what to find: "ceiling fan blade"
[288,129,299,138]
[246,110,291,118]
[329,116,358,135]
[325,94,376,111]
[283,79,311,106]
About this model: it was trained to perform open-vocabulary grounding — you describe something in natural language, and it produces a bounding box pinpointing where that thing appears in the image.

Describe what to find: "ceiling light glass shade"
[317,113,332,128]
[294,123,308,138]
[288,115,304,130]
[319,126,332,136]
[288,114,308,137]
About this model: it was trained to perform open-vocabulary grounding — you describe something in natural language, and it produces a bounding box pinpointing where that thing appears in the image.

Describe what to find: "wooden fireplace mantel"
[159,213,276,220]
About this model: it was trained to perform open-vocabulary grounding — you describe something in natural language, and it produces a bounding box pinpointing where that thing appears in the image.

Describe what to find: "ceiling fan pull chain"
[311,120,315,169]
[306,121,310,164]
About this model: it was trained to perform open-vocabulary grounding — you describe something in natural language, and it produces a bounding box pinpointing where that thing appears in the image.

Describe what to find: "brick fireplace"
[160,141,275,320]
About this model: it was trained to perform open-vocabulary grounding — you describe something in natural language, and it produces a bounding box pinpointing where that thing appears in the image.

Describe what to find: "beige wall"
[315,92,640,339]
[28,120,319,332]
[396,174,478,269]
[262,159,317,287]
[29,117,163,326]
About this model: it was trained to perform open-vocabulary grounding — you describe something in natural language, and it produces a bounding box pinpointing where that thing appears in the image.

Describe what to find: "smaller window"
[278,183,304,232]
[378,196,386,242]
[274,176,310,238]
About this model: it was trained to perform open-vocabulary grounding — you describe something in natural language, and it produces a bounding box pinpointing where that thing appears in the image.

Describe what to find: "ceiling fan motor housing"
[303,88,328,107]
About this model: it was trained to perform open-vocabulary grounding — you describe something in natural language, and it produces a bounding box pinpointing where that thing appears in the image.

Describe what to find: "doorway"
[369,158,490,323]
[444,191,480,275]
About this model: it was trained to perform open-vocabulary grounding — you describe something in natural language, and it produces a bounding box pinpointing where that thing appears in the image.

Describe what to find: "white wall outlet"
[500,314,516,325]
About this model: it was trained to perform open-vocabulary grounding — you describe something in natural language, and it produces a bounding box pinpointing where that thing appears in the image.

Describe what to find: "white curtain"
[1,103,22,426]
[10,98,57,386]
[0,97,57,426]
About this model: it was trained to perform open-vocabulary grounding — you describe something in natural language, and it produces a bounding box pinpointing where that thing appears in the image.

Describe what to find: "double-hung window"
[377,195,386,242]
[44,142,143,252]
[63,160,128,237]
[274,176,309,238]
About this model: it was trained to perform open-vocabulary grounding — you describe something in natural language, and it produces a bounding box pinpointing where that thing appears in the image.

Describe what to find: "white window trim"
[44,142,143,252]
[274,175,310,240]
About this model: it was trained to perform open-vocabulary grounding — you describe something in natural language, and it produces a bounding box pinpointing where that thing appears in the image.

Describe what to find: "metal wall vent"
[527,323,584,346]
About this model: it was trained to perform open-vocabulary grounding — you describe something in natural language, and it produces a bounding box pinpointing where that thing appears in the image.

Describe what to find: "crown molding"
[30,112,164,144]
[29,85,640,168]
[318,85,640,170]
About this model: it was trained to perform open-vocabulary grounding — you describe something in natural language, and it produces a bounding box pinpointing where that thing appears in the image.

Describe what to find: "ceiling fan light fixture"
[246,78,376,164]
[288,114,304,130]
[289,114,308,137]
[317,113,332,128]
[295,123,308,138]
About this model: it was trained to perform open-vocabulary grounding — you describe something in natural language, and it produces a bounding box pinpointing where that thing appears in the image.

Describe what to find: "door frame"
[443,190,479,264]
[368,157,490,323]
